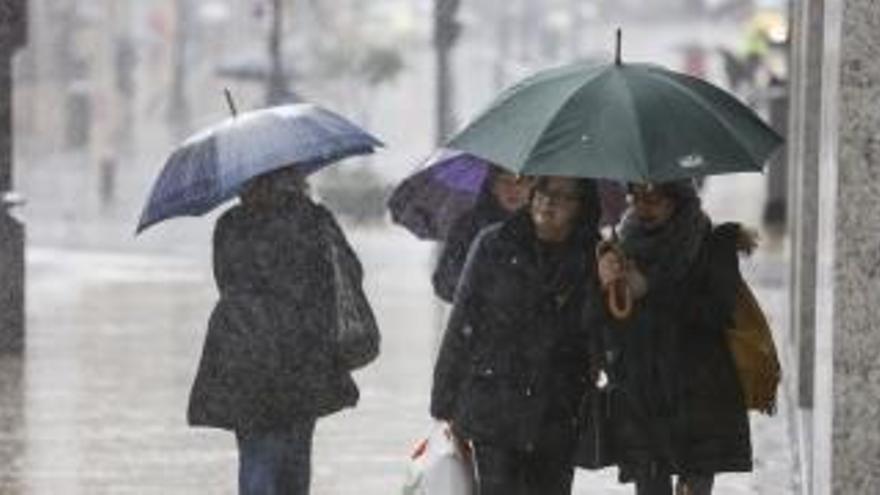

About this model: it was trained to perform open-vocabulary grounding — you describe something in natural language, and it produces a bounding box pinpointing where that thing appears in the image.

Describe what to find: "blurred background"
[1,0,796,493]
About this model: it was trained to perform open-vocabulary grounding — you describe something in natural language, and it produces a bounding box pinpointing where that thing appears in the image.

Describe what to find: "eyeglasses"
[628,191,668,208]
[534,188,581,207]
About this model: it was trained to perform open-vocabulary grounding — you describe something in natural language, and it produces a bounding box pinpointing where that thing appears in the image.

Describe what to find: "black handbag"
[573,384,616,470]
[325,221,381,371]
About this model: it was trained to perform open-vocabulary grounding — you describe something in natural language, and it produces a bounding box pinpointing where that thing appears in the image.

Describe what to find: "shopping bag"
[402,424,475,495]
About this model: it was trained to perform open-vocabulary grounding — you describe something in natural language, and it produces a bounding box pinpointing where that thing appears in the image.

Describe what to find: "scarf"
[618,197,712,289]
[613,193,711,435]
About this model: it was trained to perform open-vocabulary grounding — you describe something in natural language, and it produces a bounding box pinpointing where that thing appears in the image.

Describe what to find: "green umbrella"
[447,34,783,183]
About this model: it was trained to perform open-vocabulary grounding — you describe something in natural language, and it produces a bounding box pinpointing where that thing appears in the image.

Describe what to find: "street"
[0,214,796,494]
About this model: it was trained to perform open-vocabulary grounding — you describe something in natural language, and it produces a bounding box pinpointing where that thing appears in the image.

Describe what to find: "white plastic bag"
[402,423,475,495]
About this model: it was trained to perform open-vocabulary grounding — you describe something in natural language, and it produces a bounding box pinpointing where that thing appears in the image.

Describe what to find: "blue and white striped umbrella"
[137,103,383,234]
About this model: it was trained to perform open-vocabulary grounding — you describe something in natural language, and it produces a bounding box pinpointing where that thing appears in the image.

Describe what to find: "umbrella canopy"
[388,149,628,241]
[447,60,783,183]
[388,150,490,240]
[137,103,382,234]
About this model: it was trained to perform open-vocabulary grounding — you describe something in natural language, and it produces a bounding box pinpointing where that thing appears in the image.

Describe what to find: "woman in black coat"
[187,166,378,495]
[431,176,604,495]
[597,180,752,495]
[432,166,533,302]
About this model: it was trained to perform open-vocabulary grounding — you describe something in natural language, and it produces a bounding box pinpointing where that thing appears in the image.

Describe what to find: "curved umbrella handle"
[606,279,632,320]
[596,238,633,321]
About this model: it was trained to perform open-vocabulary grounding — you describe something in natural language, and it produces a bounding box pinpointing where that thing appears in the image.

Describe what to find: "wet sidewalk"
[0,223,797,494]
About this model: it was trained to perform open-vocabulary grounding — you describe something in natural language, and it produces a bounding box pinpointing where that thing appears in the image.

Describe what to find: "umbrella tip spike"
[615,28,622,65]
[224,88,238,118]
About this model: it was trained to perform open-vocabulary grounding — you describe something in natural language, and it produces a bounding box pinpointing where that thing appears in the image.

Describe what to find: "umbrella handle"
[596,238,633,320]
[606,279,632,320]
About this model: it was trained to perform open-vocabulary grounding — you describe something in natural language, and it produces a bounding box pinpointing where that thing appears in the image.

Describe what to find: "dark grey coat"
[431,211,602,454]
[187,197,367,433]
[608,223,752,479]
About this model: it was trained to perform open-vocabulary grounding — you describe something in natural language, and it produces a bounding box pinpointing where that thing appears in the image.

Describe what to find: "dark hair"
[472,164,507,215]
[627,179,698,205]
[531,177,601,241]
[241,166,309,209]
[480,164,504,199]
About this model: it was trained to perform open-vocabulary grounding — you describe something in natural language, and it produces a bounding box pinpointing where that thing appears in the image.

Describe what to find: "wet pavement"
[1,9,799,490]
[0,220,798,494]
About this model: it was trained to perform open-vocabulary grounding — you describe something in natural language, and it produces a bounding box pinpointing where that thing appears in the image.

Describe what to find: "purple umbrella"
[388,150,487,241]
[388,149,627,241]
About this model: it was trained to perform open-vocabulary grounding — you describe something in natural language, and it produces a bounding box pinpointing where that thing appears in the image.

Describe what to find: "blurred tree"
[218,0,406,106]
[168,0,192,139]
[261,0,407,224]
[315,164,389,225]
[493,0,513,90]
[433,0,461,144]
[358,47,404,88]
[266,0,293,104]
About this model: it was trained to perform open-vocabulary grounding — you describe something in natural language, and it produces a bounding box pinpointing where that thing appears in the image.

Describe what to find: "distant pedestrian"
[431,166,532,302]
[187,166,380,495]
[99,154,117,208]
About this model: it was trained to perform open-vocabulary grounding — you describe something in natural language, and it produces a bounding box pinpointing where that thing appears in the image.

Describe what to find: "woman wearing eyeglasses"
[430,176,604,495]
[597,180,754,495]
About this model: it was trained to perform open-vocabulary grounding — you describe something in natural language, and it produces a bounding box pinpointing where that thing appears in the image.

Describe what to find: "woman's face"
[531,177,583,243]
[492,171,532,212]
[629,184,675,229]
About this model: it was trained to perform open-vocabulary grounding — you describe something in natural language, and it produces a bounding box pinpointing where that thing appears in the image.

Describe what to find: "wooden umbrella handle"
[596,239,633,320]
[606,279,632,320]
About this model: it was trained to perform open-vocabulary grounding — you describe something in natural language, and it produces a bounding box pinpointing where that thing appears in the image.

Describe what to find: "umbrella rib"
[644,70,767,168]
[617,71,651,182]
[140,103,381,234]
[520,68,609,176]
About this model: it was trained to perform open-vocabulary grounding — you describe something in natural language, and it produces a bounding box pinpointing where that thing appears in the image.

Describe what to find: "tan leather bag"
[727,280,781,414]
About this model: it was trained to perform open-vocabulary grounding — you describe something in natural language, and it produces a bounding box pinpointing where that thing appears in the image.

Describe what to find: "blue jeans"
[236,420,316,495]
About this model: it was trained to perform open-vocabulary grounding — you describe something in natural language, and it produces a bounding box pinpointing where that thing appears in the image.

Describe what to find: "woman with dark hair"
[431,176,604,495]
[187,166,379,495]
[432,166,532,302]
[597,180,753,495]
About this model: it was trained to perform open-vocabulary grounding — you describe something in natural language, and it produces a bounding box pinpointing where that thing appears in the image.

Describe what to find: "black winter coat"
[608,223,752,479]
[431,211,602,454]
[432,186,509,303]
[187,198,362,433]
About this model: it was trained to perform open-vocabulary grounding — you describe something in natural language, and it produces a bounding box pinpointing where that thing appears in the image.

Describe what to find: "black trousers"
[634,468,673,495]
[473,443,573,495]
[635,472,715,495]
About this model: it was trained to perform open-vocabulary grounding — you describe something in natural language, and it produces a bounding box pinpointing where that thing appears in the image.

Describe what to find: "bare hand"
[598,251,625,287]
[443,421,472,458]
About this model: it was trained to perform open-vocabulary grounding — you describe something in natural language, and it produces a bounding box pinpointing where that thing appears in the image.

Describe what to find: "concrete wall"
[798,0,880,493]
